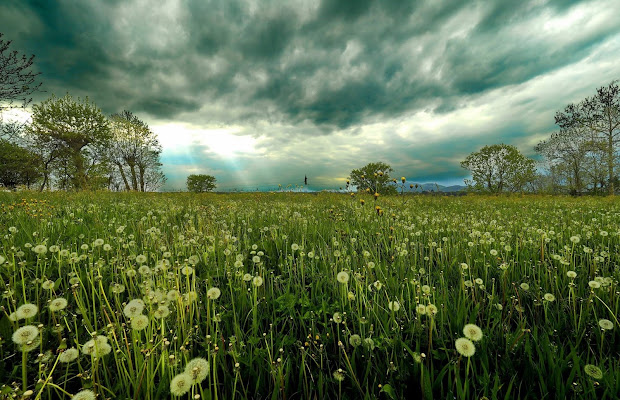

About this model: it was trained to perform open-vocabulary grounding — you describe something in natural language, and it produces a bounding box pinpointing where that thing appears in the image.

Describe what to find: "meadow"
[0,192,618,399]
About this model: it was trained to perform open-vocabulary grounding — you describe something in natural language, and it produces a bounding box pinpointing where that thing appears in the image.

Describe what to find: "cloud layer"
[2,0,620,190]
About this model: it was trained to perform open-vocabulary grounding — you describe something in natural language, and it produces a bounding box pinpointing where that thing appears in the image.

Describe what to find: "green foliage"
[28,93,110,190]
[108,110,165,191]
[186,174,217,192]
[461,144,536,193]
[0,139,41,189]
[349,161,397,195]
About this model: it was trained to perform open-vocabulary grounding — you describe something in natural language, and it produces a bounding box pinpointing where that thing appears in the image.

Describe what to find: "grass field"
[0,192,618,399]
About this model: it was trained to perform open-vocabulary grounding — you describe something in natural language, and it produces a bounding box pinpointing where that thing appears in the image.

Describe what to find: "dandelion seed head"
[185,357,210,383]
[455,337,475,357]
[12,325,39,345]
[207,287,221,300]
[170,373,193,396]
[49,298,68,312]
[463,324,483,342]
[337,271,349,284]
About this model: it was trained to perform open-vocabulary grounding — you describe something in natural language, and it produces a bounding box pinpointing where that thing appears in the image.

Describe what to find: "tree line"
[0,33,165,192]
[349,81,619,196]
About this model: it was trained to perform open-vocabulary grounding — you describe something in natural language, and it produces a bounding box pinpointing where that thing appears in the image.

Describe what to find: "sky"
[1,0,620,191]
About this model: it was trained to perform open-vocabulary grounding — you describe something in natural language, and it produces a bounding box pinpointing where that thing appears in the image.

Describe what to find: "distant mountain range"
[411,183,467,192]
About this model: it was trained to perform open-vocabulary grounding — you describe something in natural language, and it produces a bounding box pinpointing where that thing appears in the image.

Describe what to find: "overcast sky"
[2,0,620,191]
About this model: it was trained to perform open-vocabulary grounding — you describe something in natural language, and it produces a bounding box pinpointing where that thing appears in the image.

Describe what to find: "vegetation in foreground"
[0,192,619,399]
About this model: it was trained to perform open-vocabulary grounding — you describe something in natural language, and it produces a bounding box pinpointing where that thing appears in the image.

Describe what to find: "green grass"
[0,192,618,399]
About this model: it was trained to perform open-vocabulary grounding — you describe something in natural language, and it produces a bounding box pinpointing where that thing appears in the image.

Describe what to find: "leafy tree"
[535,126,594,194]
[187,174,217,193]
[0,32,42,111]
[108,111,166,191]
[0,139,42,189]
[349,161,397,195]
[555,80,620,195]
[461,144,536,193]
[28,94,110,190]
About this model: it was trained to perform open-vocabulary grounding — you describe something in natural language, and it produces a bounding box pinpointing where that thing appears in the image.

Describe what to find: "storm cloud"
[2,0,620,190]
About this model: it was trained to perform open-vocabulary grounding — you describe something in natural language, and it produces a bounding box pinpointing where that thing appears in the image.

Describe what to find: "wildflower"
[110,283,125,294]
[588,280,601,289]
[490,249,498,256]
[0,255,5,264]
[569,236,580,244]
[584,364,603,380]
[426,304,438,315]
[349,334,362,347]
[20,337,41,352]
[138,265,152,275]
[455,337,476,357]
[291,243,299,251]
[243,273,252,281]
[12,325,39,345]
[170,373,193,396]
[42,280,55,290]
[93,239,104,247]
[167,290,181,301]
[82,336,112,358]
[337,271,349,284]
[388,301,400,312]
[520,283,530,291]
[131,315,150,331]
[364,337,375,350]
[58,348,79,363]
[598,319,614,330]
[252,256,260,263]
[463,324,483,342]
[103,244,112,251]
[566,271,577,279]
[181,265,194,276]
[252,276,264,287]
[421,285,431,294]
[123,299,145,318]
[16,303,38,320]
[154,305,170,319]
[460,263,469,270]
[416,304,427,315]
[543,293,555,302]
[33,244,47,255]
[135,254,147,264]
[333,369,345,382]
[71,390,96,400]
[333,312,343,323]
[185,357,210,383]
[49,298,68,312]
[207,287,221,300]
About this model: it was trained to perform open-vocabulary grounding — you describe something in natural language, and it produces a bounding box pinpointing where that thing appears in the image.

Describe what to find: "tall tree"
[535,126,593,194]
[555,81,620,195]
[349,161,397,195]
[108,110,165,191]
[461,144,536,193]
[28,94,110,190]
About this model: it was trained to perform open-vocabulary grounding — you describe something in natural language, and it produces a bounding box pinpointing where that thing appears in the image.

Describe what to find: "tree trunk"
[129,163,138,191]
[138,164,145,192]
[608,134,614,195]
[117,162,131,191]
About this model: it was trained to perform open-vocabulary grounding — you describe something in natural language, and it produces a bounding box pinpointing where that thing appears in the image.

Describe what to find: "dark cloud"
[2,0,616,129]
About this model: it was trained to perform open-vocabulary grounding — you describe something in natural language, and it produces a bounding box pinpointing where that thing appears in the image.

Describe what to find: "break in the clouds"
[2,0,620,190]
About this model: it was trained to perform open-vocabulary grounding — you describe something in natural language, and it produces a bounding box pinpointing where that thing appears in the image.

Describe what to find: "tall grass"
[0,192,618,399]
